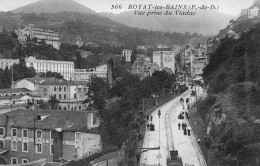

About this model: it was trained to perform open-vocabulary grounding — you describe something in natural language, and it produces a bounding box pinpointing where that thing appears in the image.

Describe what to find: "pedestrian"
[184,128,187,135]
[180,97,184,103]
[150,115,153,122]
[187,127,191,136]
[150,123,154,131]
[184,123,187,130]
[147,123,150,131]
[178,123,180,130]
[185,112,189,119]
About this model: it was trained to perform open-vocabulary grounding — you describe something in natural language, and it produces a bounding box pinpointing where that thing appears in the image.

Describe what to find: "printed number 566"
[111,4,122,9]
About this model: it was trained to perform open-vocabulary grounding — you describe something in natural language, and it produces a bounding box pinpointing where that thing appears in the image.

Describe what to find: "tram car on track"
[167,150,183,166]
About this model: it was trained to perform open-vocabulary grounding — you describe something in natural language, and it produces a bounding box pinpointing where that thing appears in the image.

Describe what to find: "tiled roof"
[0,88,32,93]
[16,77,87,86]
[0,109,99,133]
[43,162,61,166]
[15,77,56,84]
[90,151,119,165]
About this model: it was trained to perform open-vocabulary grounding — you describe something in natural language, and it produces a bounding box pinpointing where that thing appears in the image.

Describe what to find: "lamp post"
[195,122,197,138]
[158,110,161,166]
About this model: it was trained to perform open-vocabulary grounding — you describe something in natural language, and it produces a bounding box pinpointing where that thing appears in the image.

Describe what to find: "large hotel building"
[15,24,60,50]
[25,56,74,81]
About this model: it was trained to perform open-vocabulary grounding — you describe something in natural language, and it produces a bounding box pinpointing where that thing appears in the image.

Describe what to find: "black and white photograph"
[0,0,259,165]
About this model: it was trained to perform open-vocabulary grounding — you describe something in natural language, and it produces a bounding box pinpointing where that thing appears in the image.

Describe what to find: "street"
[140,86,206,166]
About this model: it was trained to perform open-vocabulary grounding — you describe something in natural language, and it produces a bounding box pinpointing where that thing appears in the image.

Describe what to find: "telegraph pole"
[158,110,161,166]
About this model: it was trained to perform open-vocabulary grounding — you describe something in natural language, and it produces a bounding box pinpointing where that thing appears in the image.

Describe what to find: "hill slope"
[0,12,208,48]
[199,22,260,165]
[12,0,94,14]
[99,10,233,36]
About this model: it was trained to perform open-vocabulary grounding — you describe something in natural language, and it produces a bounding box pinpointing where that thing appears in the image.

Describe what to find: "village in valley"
[0,0,259,166]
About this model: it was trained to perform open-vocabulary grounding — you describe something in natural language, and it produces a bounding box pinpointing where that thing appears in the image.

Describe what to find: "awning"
[192,76,203,81]
[0,149,8,154]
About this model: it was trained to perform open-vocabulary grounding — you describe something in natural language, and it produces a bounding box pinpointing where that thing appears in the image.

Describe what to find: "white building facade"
[15,24,60,49]
[0,59,19,70]
[152,51,175,74]
[248,7,259,19]
[25,56,74,81]
[122,49,132,62]
[74,64,107,82]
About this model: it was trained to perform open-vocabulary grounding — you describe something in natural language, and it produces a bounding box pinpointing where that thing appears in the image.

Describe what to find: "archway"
[0,157,7,164]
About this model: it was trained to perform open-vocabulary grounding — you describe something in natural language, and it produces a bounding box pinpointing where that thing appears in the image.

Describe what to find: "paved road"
[140,87,206,166]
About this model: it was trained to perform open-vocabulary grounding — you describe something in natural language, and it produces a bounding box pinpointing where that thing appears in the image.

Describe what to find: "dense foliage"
[201,24,260,165]
[89,70,176,148]
[0,11,207,49]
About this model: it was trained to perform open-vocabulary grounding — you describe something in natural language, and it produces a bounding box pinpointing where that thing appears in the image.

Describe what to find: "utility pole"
[158,110,161,166]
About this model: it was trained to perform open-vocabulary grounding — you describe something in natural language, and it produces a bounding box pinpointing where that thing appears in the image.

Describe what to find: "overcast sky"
[0,0,256,16]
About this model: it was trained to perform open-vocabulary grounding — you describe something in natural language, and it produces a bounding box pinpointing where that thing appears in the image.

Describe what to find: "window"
[22,159,28,164]
[75,132,81,143]
[64,87,66,91]
[59,86,62,91]
[50,144,53,155]
[22,129,28,138]
[53,137,58,143]
[79,105,81,111]
[50,131,54,140]
[54,86,57,91]
[11,158,17,164]
[36,130,42,139]
[74,93,76,99]
[0,127,4,135]
[12,128,17,137]
[75,147,82,157]
[59,94,61,99]
[64,94,66,99]
[11,141,17,151]
[35,143,42,153]
[22,142,28,152]
[0,140,4,149]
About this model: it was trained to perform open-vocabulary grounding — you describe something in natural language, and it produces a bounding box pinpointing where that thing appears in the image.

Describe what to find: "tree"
[39,100,49,109]
[131,50,137,65]
[39,71,64,79]
[48,96,59,110]
[88,76,108,110]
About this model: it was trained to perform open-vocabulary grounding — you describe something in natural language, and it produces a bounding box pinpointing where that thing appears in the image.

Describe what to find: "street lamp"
[158,110,161,165]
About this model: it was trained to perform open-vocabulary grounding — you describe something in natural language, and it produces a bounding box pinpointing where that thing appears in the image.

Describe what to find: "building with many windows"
[13,77,89,111]
[0,59,19,70]
[122,49,132,62]
[0,109,101,165]
[15,24,60,49]
[152,51,175,74]
[25,56,74,81]
[73,64,107,82]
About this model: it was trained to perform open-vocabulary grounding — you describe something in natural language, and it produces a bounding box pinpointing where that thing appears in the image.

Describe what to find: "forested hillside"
[200,24,260,166]
[0,12,207,49]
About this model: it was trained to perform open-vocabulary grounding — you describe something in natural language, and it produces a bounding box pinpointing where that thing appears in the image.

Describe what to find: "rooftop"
[0,109,99,133]
[15,77,87,86]
[0,88,31,94]
[90,151,119,165]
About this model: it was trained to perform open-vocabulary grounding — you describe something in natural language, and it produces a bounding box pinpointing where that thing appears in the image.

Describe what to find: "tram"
[166,150,183,166]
